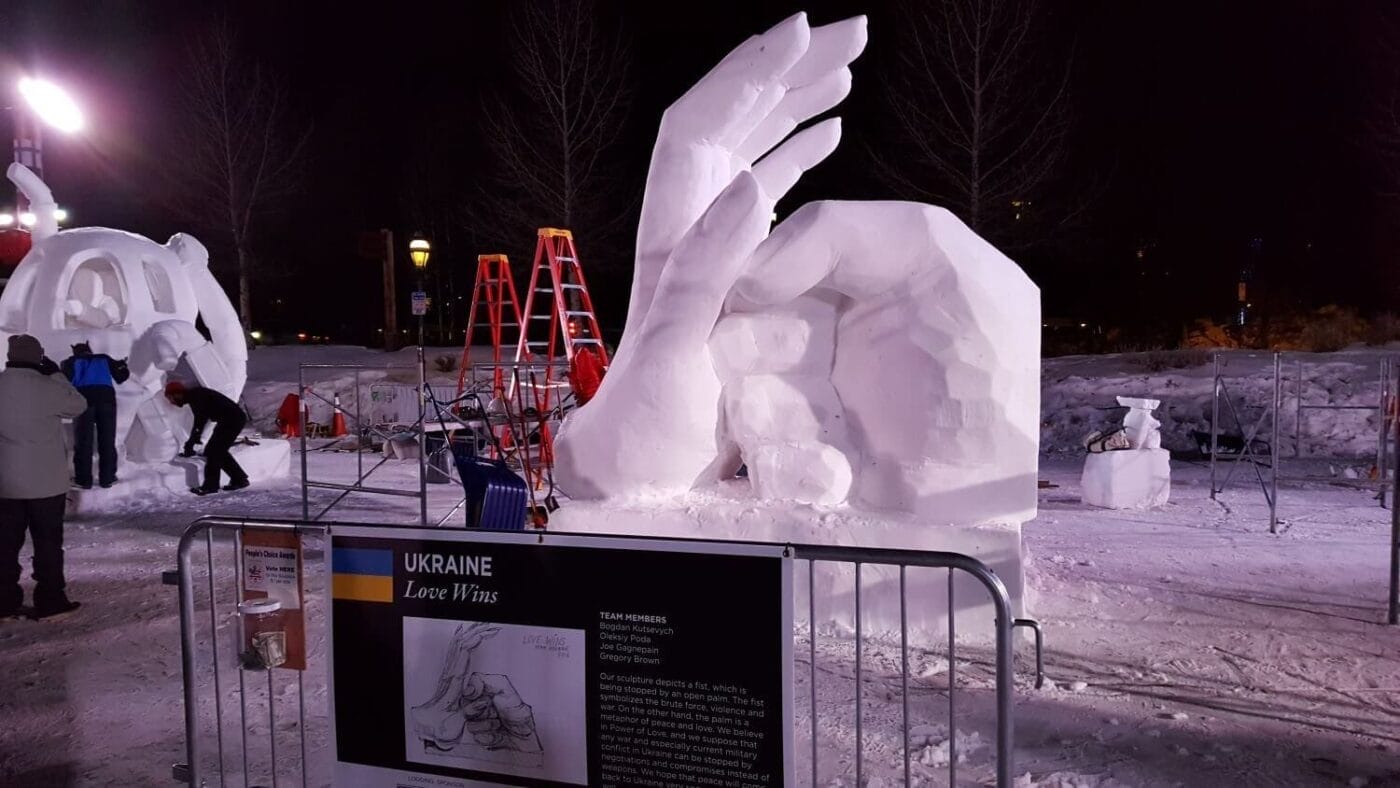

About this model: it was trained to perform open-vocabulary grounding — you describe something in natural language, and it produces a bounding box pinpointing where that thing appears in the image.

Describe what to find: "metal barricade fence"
[174,516,1042,787]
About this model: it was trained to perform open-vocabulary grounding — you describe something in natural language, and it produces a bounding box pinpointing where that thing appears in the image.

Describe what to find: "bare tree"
[464,0,632,264]
[872,0,1072,247]
[169,19,310,331]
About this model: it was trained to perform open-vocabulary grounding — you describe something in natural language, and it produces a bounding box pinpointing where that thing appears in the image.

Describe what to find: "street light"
[9,76,84,229]
[409,236,431,270]
[18,78,84,134]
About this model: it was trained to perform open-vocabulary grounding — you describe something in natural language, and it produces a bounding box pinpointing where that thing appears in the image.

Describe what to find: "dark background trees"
[1,0,1395,353]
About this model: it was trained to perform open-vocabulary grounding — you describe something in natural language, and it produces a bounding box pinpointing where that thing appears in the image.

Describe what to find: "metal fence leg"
[853,562,862,788]
[1271,352,1282,534]
[808,561,817,788]
[235,532,251,786]
[993,583,1015,787]
[1392,475,1400,624]
[177,530,203,786]
[298,670,308,787]
[948,568,957,787]
[900,565,910,788]
[1211,353,1220,498]
[206,530,227,779]
[267,670,279,788]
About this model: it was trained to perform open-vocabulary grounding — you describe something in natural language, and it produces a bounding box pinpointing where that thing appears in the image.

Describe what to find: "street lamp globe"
[17,77,84,134]
[409,236,431,270]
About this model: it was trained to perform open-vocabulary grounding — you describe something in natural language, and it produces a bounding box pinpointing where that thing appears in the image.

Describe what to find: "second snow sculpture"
[0,163,249,466]
[552,13,1041,527]
[1081,396,1172,509]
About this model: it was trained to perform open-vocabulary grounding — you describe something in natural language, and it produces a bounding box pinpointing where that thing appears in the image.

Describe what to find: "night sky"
[1,1,1394,347]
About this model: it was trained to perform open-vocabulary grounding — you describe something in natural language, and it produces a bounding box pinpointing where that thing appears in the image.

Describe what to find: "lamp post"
[407,234,431,527]
[12,76,83,208]
[1,76,82,271]
[409,235,431,349]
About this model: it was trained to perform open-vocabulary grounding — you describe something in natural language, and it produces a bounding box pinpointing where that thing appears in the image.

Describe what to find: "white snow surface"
[2,346,1400,786]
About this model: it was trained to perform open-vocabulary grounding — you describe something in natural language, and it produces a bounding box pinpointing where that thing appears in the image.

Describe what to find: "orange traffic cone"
[330,393,348,437]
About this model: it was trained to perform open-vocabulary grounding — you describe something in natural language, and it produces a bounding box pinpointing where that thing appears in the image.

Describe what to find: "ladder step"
[563,311,594,317]
[527,341,549,346]
[555,256,576,262]
[535,288,554,293]
[571,338,602,345]
[531,315,552,320]
[560,283,584,290]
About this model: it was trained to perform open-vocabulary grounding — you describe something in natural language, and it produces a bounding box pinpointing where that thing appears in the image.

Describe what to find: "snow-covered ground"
[2,347,1399,786]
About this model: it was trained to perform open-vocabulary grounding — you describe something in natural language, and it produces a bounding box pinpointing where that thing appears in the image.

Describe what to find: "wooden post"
[382,228,398,351]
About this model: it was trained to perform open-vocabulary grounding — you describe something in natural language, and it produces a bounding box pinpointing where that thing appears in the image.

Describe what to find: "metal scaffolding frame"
[297,360,430,526]
[1209,351,1397,534]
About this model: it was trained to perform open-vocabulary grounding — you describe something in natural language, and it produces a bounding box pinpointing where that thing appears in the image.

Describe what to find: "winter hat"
[71,341,92,355]
[7,334,43,366]
[164,380,187,399]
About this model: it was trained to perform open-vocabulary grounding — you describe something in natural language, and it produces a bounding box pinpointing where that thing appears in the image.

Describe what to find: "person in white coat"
[0,334,88,619]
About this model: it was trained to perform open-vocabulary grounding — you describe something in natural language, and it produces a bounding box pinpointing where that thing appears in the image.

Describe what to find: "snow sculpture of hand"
[0,164,249,464]
[552,13,1041,526]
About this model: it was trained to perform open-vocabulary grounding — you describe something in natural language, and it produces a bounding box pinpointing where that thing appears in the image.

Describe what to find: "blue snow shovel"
[450,442,528,530]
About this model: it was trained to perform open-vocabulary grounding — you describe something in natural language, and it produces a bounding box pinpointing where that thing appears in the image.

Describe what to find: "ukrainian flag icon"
[331,547,393,602]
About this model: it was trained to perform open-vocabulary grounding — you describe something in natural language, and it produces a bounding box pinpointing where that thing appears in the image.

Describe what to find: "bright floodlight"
[18,77,85,133]
[19,213,37,227]
[0,214,12,227]
[52,208,68,223]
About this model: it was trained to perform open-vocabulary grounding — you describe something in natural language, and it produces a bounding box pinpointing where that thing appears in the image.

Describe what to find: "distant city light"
[19,213,37,227]
[249,330,263,341]
[17,77,85,133]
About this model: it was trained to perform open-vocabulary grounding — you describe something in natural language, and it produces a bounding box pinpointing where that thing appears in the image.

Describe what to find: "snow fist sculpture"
[0,163,247,464]
[552,13,1041,526]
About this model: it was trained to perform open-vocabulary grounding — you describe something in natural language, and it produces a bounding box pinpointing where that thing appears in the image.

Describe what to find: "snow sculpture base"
[1080,448,1171,510]
[67,439,292,513]
[549,484,1024,646]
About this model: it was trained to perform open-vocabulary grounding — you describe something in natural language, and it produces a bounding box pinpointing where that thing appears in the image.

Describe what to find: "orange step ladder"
[457,254,523,399]
[512,228,610,488]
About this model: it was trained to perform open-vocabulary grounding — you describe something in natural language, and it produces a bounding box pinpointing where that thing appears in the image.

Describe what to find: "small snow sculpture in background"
[1081,396,1171,509]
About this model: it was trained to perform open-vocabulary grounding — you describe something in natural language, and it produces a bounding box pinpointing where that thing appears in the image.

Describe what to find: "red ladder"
[513,228,609,488]
[515,228,609,370]
[457,254,523,399]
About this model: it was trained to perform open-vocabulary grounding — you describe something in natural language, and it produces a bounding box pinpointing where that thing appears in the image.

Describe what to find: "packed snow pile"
[1042,350,1396,459]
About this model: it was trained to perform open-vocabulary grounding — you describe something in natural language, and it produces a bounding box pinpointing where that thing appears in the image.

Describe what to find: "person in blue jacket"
[62,342,130,490]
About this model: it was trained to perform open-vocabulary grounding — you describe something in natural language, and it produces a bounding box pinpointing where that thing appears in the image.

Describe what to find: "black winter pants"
[202,422,249,491]
[74,399,118,487]
[0,495,68,611]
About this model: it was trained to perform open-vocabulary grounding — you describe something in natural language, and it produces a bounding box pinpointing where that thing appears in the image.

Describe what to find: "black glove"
[37,357,60,376]
[181,442,199,458]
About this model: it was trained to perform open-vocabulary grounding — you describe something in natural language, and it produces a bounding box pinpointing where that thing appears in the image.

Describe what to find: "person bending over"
[165,381,250,496]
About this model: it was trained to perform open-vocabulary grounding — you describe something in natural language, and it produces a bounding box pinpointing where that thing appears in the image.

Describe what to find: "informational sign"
[412,290,429,316]
[328,526,793,788]
[240,528,306,670]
